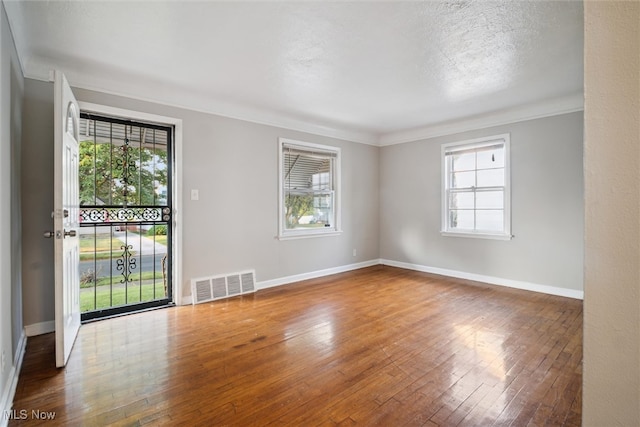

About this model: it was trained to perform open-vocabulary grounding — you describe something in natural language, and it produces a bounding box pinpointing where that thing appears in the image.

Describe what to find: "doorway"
[78,112,174,321]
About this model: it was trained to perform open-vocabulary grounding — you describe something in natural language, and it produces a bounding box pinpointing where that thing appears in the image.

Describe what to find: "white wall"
[20,79,380,328]
[0,0,24,420]
[379,112,584,296]
[583,1,640,425]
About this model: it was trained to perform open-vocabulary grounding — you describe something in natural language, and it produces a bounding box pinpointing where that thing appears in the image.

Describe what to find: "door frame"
[79,102,184,306]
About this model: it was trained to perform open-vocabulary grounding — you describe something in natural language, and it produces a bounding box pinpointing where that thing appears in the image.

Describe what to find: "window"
[278,138,341,239]
[441,134,511,240]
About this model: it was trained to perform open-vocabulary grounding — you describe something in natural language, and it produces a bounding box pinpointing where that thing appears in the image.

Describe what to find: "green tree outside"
[285,194,314,228]
[79,140,168,206]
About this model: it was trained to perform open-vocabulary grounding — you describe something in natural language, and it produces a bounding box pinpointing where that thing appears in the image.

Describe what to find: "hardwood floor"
[9,266,582,426]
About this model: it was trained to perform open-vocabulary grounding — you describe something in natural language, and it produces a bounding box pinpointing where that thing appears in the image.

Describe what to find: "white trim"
[13,332,26,378]
[278,138,342,239]
[440,231,513,241]
[380,259,584,300]
[78,102,184,306]
[441,135,507,153]
[78,102,180,130]
[256,260,379,291]
[378,93,584,146]
[24,321,55,337]
[0,333,26,427]
[189,258,582,303]
[21,68,582,148]
[173,119,184,307]
[0,370,15,426]
[276,230,343,241]
[26,71,378,145]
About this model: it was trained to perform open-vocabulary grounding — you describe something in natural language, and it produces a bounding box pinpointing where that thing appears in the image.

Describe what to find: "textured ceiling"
[4,1,584,144]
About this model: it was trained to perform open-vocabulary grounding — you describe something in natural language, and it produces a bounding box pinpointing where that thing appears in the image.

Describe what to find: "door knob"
[44,231,54,238]
[64,230,77,238]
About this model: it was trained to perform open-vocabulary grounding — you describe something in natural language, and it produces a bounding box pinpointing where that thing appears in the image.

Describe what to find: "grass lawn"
[81,280,167,312]
[81,271,163,288]
[80,234,130,261]
[151,235,167,245]
[80,234,123,252]
[80,232,166,261]
[134,229,168,246]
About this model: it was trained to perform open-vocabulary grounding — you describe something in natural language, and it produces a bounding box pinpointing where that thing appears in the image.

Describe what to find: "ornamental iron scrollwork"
[79,207,167,224]
[116,244,137,284]
[114,138,138,203]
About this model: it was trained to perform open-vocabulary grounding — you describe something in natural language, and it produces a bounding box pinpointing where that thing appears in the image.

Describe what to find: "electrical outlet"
[352,249,357,257]
[190,189,199,201]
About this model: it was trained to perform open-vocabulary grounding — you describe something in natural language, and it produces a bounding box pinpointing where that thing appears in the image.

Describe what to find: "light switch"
[191,189,199,201]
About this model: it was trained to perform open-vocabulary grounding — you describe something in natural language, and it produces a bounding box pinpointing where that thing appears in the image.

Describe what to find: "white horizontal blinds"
[283,143,335,191]
[282,142,338,158]
[80,117,169,147]
[445,139,506,233]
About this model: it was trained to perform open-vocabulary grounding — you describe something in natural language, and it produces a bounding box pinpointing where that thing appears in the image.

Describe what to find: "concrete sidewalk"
[113,231,167,255]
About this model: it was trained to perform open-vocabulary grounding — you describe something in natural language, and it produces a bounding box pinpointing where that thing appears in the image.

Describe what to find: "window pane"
[312,172,330,190]
[312,195,333,226]
[477,168,504,187]
[449,191,474,209]
[451,152,475,171]
[285,193,333,230]
[449,209,474,230]
[476,210,504,232]
[477,147,504,169]
[476,190,503,209]
[313,193,331,208]
[285,193,314,229]
[451,171,475,188]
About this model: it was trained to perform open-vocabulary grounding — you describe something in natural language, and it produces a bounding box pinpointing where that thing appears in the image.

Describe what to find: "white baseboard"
[380,259,584,300]
[13,332,26,382]
[256,259,380,291]
[24,321,55,337]
[186,258,582,303]
[185,260,379,304]
[0,332,26,427]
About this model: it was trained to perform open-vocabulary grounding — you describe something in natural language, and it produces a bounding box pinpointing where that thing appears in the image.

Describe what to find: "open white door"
[53,71,81,367]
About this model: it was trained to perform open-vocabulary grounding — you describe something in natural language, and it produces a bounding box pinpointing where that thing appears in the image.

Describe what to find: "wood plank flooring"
[9,266,582,426]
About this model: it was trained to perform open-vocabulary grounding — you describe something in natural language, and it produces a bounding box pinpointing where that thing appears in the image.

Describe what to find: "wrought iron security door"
[78,113,173,321]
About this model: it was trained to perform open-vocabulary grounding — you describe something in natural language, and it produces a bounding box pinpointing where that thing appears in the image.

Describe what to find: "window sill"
[441,231,513,241]
[277,229,343,241]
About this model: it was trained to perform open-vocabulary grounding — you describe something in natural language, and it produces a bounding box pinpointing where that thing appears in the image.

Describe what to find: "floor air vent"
[191,270,256,304]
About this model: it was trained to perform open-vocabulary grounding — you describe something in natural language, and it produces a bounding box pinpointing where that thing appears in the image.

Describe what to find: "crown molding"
[377,93,584,146]
[22,64,379,146]
[23,61,583,149]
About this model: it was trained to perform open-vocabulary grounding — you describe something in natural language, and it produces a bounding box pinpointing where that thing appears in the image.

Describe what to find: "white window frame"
[278,138,342,240]
[441,134,512,240]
